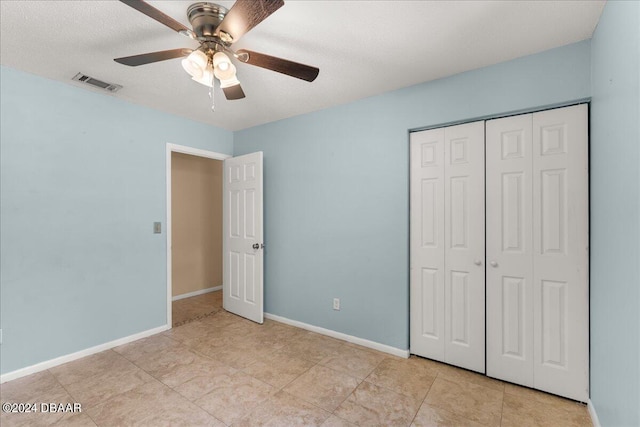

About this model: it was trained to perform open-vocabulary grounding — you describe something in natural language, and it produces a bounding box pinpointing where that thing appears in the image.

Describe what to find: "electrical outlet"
[153,222,162,234]
[333,298,340,311]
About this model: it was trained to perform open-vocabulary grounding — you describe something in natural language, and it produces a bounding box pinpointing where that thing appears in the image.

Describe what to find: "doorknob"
[252,243,260,249]
[490,260,498,267]
[474,259,482,266]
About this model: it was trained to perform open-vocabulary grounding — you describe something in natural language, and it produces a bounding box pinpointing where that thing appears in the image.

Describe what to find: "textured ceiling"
[0,1,605,131]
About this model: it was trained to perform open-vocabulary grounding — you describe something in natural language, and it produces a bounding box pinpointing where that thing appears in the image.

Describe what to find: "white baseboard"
[172,285,222,301]
[587,399,601,427]
[0,324,169,384]
[264,312,409,359]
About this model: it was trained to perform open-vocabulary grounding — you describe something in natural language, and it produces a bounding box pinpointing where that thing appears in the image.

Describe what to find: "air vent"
[72,73,122,93]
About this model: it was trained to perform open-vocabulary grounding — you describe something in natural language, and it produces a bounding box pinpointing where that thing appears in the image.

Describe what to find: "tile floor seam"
[281,364,361,413]
[327,411,356,426]
[317,350,386,382]
[192,394,241,427]
[407,372,436,427]
[47,367,100,427]
[499,385,506,427]
[361,368,431,402]
[326,379,360,424]
[327,371,364,416]
[119,339,222,390]
[159,377,230,427]
[249,360,316,392]
[425,375,503,427]
[267,389,334,425]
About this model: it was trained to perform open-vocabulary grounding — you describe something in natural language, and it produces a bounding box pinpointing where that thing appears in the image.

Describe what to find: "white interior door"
[443,121,485,373]
[411,122,485,372]
[223,152,264,324]
[486,114,535,387]
[410,128,446,361]
[532,104,589,401]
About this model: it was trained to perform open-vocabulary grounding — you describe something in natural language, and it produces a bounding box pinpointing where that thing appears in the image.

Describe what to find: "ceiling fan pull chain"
[209,77,215,112]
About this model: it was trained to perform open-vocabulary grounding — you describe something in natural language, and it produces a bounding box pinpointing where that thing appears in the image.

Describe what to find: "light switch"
[153,222,162,234]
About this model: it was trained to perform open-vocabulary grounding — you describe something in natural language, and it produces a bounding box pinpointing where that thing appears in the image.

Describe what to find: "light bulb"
[182,50,208,79]
[214,62,237,82]
[213,52,232,73]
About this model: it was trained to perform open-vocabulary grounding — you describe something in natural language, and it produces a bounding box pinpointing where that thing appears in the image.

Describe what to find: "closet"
[410,104,589,402]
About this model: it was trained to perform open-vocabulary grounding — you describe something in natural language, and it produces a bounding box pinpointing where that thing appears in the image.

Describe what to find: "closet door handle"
[489,260,498,267]
[474,259,482,266]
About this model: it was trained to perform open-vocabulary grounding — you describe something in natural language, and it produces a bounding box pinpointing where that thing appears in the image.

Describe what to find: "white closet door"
[532,104,589,401]
[410,128,446,361]
[443,121,485,373]
[487,105,589,401]
[411,122,485,372]
[486,114,535,387]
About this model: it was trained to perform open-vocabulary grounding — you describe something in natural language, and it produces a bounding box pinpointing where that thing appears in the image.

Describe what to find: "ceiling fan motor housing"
[187,2,228,38]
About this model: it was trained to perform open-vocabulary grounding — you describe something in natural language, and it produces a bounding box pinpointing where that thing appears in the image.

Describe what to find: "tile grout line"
[109,333,234,424]
[47,367,101,427]
[247,342,377,425]
[406,367,441,427]
[167,308,330,426]
[500,388,506,427]
[421,370,506,426]
[277,353,353,421]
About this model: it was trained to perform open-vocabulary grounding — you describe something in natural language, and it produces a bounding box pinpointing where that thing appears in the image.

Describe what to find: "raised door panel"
[410,128,445,361]
[502,276,526,359]
[443,121,485,373]
[486,114,534,387]
[532,105,589,401]
[420,268,440,339]
[228,187,243,301]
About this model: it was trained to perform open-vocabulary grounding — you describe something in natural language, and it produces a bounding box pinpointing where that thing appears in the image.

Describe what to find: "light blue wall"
[590,1,640,425]
[234,41,592,350]
[0,67,233,374]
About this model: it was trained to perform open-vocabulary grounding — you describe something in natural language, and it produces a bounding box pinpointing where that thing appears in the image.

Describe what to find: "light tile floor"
[1,292,592,426]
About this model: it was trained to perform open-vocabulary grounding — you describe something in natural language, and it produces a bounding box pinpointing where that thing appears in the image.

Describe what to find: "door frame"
[165,143,231,328]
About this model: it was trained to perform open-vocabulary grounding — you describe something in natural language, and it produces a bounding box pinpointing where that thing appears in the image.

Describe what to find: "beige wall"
[171,152,223,297]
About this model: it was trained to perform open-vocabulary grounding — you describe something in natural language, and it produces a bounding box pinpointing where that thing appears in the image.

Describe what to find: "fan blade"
[222,84,246,100]
[114,48,193,66]
[119,0,189,33]
[236,49,319,82]
[216,0,284,43]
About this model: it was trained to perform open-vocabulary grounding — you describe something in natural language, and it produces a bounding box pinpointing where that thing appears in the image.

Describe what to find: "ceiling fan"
[114,0,319,101]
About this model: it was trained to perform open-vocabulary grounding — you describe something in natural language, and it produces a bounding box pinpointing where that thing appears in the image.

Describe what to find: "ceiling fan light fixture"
[192,65,214,87]
[114,0,316,103]
[214,61,237,81]
[213,52,232,72]
[182,50,208,78]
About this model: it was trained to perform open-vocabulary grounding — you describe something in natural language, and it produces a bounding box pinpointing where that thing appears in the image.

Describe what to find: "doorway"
[166,144,231,328]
